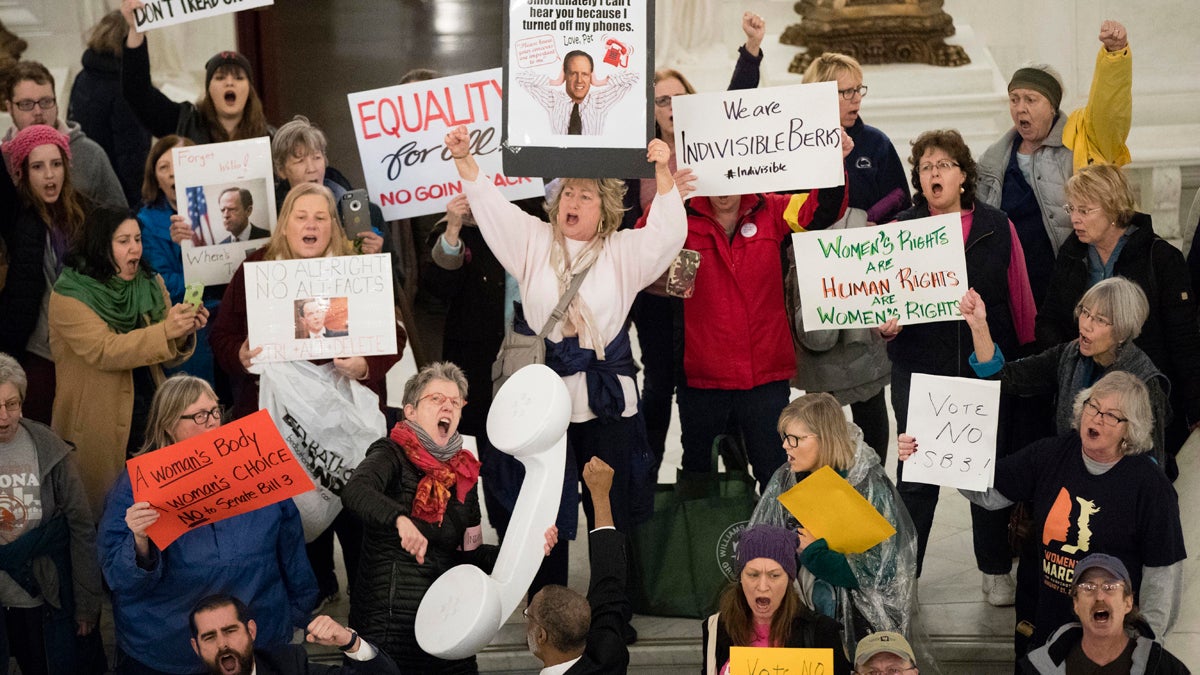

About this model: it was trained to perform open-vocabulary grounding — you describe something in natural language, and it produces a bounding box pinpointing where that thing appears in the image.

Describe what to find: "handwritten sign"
[671,81,844,196]
[127,410,314,548]
[175,137,276,286]
[792,212,967,329]
[903,374,999,491]
[730,647,835,675]
[501,0,653,178]
[777,466,895,554]
[346,69,543,221]
[131,0,274,33]
[243,254,397,363]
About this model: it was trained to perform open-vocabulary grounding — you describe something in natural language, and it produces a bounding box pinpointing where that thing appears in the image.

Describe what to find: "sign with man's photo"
[175,138,276,287]
[243,254,397,364]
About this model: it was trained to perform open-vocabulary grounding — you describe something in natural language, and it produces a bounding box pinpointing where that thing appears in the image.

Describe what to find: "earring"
[959,187,965,194]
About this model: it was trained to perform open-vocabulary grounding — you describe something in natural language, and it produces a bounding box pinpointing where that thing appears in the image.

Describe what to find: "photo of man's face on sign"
[184,178,272,247]
[293,297,350,339]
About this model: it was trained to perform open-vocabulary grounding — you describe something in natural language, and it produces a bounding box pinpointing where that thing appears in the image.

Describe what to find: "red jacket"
[675,188,846,389]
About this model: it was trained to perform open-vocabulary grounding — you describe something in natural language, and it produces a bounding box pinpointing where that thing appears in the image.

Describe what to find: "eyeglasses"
[838,85,868,100]
[854,665,917,675]
[0,398,21,414]
[1075,580,1126,595]
[522,607,539,625]
[10,97,56,111]
[918,160,959,174]
[179,406,223,425]
[418,392,467,410]
[1083,399,1127,426]
[1077,306,1113,328]
[1064,204,1102,216]
[653,95,674,108]
[780,432,819,448]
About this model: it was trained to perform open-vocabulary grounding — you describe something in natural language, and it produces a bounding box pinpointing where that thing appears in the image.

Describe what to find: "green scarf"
[54,267,166,334]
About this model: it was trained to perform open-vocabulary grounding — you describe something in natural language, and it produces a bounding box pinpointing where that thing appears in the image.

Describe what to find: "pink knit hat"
[4,124,71,181]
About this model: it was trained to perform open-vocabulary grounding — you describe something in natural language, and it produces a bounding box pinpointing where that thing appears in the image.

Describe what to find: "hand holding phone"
[184,283,204,309]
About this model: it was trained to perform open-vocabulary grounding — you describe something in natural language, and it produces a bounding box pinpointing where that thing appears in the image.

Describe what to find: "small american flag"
[186,186,214,246]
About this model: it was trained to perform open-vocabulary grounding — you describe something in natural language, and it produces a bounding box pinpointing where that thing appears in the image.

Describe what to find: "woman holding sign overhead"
[881,129,1036,606]
[48,206,206,521]
[444,124,685,588]
[897,371,1187,652]
[749,393,919,662]
[97,374,317,675]
[120,0,271,144]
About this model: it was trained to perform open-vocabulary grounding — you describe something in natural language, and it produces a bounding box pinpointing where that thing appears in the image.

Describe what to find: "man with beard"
[189,594,400,675]
[1019,554,1189,674]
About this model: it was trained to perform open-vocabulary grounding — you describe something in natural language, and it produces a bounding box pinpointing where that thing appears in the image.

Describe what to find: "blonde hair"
[801,52,863,85]
[777,393,856,471]
[263,182,351,260]
[138,375,217,455]
[544,178,627,239]
[1066,163,1137,228]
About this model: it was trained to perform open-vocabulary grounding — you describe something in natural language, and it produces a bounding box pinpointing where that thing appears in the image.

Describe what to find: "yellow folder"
[777,465,895,554]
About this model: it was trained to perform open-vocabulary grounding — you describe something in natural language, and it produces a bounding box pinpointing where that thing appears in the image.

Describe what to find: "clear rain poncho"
[749,422,928,664]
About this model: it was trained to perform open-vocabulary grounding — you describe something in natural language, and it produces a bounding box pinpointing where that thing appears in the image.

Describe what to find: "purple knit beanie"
[4,124,70,180]
[736,524,798,580]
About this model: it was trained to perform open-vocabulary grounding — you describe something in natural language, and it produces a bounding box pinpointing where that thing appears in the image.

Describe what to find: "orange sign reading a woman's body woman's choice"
[126,409,315,548]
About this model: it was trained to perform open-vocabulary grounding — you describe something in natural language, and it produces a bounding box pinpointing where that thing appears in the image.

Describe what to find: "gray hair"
[1074,277,1148,346]
[139,375,218,456]
[1071,371,1153,456]
[1013,62,1066,99]
[401,362,468,408]
[271,115,328,176]
[0,353,27,401]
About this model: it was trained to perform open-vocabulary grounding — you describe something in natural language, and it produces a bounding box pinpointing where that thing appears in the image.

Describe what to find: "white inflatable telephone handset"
[415,364,570,659]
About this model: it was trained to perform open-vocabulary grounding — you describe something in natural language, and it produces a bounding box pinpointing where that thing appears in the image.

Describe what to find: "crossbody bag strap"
[536,266,592,339]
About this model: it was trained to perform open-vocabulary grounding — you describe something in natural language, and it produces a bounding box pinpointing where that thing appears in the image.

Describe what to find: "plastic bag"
[258,360,386,541]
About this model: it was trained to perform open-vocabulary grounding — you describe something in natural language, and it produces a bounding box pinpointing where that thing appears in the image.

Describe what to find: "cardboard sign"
[131,0,274,33]
[792,212,967,329]
[903,373,1000,491]
[243,254,397,364]
[501,0,655,178]
[346,69,544,221]
[729,647,835,675]
[672,81,844,196]
[174,138,276,287]
[127,410,314,548]
[777,466,895,554]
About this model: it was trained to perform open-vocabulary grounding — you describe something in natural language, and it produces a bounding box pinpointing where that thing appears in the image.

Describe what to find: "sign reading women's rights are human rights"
[670,80,844,196]
[792,213,968,328]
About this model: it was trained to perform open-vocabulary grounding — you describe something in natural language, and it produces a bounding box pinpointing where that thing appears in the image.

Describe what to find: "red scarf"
[389,422,480,525]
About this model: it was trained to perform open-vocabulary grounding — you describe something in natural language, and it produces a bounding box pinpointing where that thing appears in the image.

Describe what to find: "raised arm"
[728,12,765,90]
[120,0,187,138]
[1066,19,1133,168]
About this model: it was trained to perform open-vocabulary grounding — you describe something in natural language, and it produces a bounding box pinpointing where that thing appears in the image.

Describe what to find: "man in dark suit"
[218,187,270,243]
[526,458,630,674]
[189,594,399,675]
[297,299,349,338]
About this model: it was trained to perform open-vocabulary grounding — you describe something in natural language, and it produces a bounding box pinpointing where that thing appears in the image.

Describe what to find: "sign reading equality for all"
[243,254,397,364]
[175,138,276,287]
[346,69,544,221]
[792,212,967,329]
[131,0,274,32]
[903,373,1000,491]
[128,410,314,548]
[671,80,844,196]
[729,647,835,675]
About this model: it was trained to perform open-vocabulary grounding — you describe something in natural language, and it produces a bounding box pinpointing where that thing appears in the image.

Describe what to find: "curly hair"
[544,178,627,239]
[908,129,978,210]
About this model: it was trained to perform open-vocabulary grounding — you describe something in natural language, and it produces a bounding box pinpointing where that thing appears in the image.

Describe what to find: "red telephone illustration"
[603,38,630,68]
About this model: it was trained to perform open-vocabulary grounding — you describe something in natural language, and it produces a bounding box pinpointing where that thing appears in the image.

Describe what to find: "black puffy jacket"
[341,436,497,673]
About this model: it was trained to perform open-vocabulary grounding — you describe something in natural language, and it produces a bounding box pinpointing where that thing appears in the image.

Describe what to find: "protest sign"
[346,69,544,221]
[127,409,314,548]
[243,254,397,364]
[903,373,1000,491]
[502,0,655,178]
[175,138,276,286]
[672,81,844,196]
[777,466,895,554]
[130,0,273,33]
[729,647,835,675]
[792,212,967,329]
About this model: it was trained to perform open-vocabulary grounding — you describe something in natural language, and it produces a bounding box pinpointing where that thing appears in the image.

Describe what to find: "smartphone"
[339,189,372,239]
[183,282,204,309]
